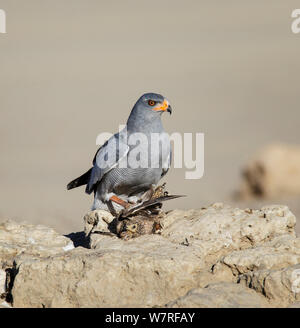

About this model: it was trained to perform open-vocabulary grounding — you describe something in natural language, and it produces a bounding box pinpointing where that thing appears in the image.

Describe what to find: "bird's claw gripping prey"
[117,193,186,219]
[67,93,181,217]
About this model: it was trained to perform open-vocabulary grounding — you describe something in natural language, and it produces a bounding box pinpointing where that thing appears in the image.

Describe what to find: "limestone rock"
[160,204,296,265]
[288,301,300,308]
[12,236,205,308]
[214,234,300,279]
[83,210,114,237]
[0,219,74,301]
[0,219,74,268]
[87,204,296,268]
[0,269,6,296]
[0,203,299,308]
[166,282,270,308]
[0,301,12,308]
[240,263,300,307]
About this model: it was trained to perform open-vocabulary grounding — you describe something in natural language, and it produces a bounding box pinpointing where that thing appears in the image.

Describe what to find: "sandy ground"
[0,1,300,234]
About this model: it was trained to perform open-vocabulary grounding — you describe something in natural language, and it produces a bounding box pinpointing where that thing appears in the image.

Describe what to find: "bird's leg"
[109,195,131,209]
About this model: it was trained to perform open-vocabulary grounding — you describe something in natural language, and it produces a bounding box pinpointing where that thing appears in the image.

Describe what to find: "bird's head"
[126,93,172,130]
[125,222,139,233]
[135,93,172,115]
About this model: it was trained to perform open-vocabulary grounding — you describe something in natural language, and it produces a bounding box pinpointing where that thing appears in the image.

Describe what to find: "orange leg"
[109,195,130,209]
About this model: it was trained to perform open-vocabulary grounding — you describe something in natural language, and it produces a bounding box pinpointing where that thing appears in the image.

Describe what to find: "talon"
[152,183,167,199]
[128,196,139,204]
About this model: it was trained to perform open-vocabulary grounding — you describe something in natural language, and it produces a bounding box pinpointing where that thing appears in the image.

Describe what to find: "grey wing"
[161,147,172,178]
[86,131,129,194]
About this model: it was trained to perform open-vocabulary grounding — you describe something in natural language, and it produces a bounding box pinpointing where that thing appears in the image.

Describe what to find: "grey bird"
[67,93,172,215]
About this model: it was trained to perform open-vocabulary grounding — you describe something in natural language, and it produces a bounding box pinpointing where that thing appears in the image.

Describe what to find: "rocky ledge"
[1,203,300,308]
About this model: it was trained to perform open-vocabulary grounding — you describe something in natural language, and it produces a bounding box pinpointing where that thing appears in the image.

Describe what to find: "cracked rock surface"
[0,203,299,308]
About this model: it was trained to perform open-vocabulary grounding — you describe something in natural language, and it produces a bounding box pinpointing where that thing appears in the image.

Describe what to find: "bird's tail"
[67,168,92,190]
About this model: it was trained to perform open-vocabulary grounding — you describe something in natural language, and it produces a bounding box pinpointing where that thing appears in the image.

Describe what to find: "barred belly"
[99,167,162,197]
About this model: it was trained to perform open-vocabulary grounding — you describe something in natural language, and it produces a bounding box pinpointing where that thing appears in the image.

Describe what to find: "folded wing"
[86,131,129,194]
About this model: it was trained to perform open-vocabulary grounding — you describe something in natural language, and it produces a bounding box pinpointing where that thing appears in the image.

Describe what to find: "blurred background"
[0,0,300,234]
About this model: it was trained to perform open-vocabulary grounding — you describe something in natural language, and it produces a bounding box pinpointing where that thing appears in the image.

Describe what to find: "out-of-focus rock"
[1,203,299,308]
[239,144,300,199]
[166,282,270,308]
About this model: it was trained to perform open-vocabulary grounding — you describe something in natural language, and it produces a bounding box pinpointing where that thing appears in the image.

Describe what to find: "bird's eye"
[148,100,156,106]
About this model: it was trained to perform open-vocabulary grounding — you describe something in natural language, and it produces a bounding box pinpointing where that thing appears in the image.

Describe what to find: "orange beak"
[153,100,172,114]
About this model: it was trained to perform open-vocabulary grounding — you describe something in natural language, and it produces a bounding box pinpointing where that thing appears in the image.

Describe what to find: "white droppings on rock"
[62,241,75,252]
[0,301,11,308]
[28,237,35,244]
[0,219,74,266]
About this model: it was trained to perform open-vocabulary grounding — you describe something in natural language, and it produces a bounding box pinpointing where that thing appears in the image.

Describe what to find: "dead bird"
[112,184,184,240]
[116,214,163,240]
